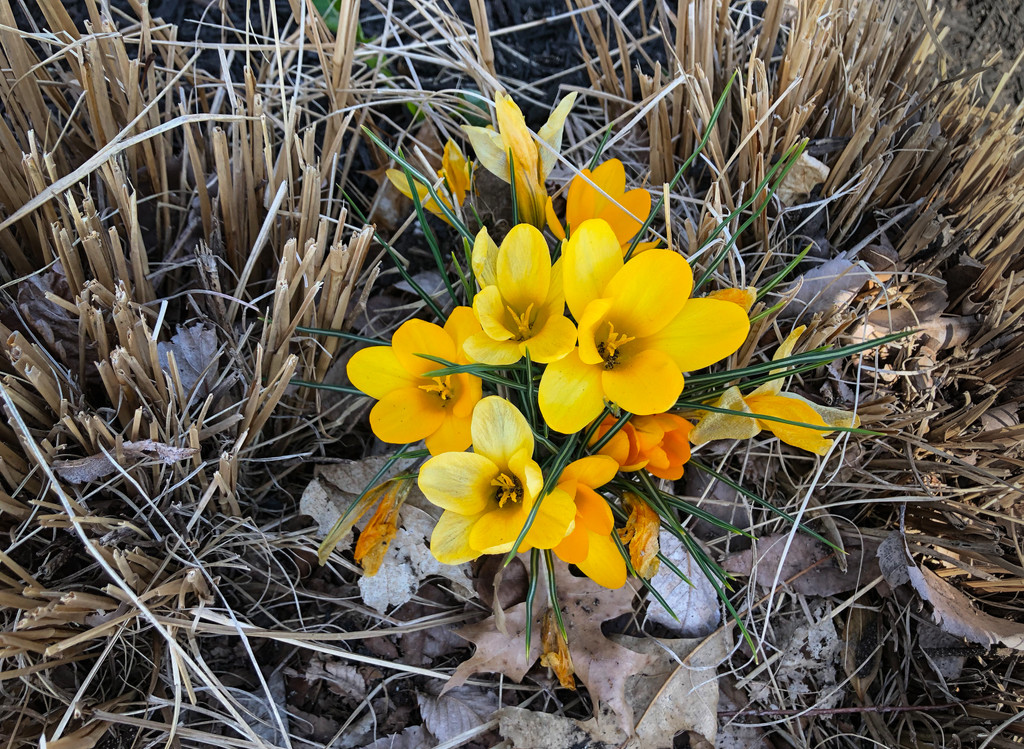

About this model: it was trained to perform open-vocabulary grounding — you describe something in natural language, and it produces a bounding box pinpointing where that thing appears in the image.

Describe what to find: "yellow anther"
[491,473,522,507]
[419,375,454,402]
[597,322,635,368]
[507,303,536,341]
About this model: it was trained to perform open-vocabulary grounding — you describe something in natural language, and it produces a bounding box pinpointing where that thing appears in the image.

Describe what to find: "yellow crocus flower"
[463,91,577,227]
[689,326,861,455]
[346,307,482,455]
[417,397,576,564]
[385,139,471,224]
[537,219,750,434]
[463,224,577,365]
[546,158,653,251]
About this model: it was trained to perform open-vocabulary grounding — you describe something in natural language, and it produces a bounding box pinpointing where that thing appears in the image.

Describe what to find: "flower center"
[507,303,536,341]
[491,472,524,507]
[596,322,635,370]
[419,375,455,404]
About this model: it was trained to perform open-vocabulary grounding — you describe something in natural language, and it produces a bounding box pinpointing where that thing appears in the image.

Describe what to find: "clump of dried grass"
[0,1,382,745]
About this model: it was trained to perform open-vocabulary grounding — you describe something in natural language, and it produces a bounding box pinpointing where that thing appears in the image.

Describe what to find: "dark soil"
[937,0,1024,108]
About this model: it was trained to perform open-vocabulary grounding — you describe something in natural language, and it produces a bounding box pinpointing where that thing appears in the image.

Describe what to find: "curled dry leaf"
[52,440,198,484]
[497,630,732,749]
[446,563,654,734]
[775,152,830,206]
[417,685,498,743]
[157,323,220,398]
[877,530,1024,651]
[780,255,871,318]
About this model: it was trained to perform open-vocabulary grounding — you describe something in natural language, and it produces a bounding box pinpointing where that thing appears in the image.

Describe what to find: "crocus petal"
[463,125,509,181]
[573,484,614,534]
[418,451,499,514]
[347,346,419,400]
[494,92,540,187]
[522,487,577,549]
[603,249,692,338]
[755,325,808,396]
[444,306,482,360]
[562,219,623,320]
[424,409,473,455]
[469,504,529,554]
[442,140,471,203]
[521,312,577,363]
[708,286,757,314]
[538,348,606,434]
[509,447,545,501]
[565,167,599,233]
[431,510,484,564]
[553,523,590,564]
[451,372,482,418]
[602,348,684,416]
[577,532,627,589]
[472,285,515,342]
[392,319,456,376]
[559,455,618,490]
[471,227,500,288]
[537,92,577,179]
[688,386,759,445]
[463,331,523,365]
[604,188,651,246]
[746,393,834,455]
[497,224,550,312]
[370,388,445,444]
[642,298,750,372]
[546,196,566,240]
[471,396,534,469]
[575,298,613,365]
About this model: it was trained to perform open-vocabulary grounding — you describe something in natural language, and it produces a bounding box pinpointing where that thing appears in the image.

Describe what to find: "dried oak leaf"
[445,563,655,734]
[497,630,732,749]
[722,532,880,597]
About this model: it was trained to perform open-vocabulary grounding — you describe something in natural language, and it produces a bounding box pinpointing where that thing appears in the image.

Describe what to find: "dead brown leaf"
[157,323,220,398]
[445,563,655,734]
[722,532,880,597]
[878,530,1024,650]
[52,440,198,484]
[496,630,732,748]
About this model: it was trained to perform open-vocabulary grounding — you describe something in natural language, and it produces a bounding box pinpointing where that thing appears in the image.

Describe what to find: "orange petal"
[444,305,482,359]
[424,409,473,455]
[577,531,627,589]
[573,484,614,535]
[370,387,445,444]
[559,455,618,490]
